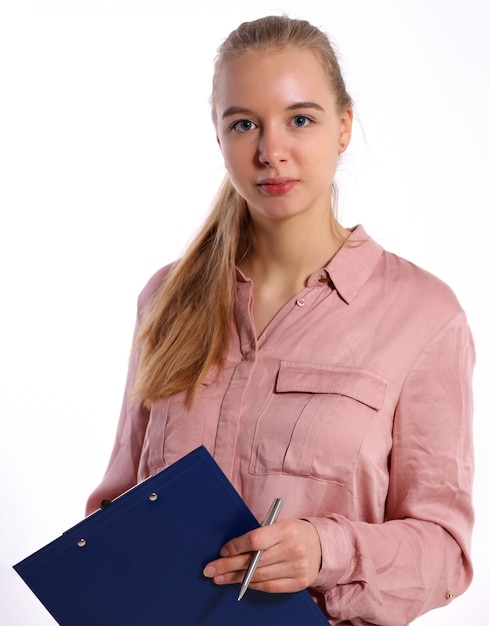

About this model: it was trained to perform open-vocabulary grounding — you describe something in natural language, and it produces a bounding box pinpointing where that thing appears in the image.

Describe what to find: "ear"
[338,107,353,149]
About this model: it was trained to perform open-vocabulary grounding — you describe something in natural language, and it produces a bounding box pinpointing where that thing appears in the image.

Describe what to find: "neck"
[240,212,349,289]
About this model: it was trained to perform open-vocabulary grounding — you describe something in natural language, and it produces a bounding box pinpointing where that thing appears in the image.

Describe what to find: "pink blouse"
[87,225,474,625]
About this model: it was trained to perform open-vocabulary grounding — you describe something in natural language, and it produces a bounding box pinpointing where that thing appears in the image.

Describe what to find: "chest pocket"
[249,361,387,485]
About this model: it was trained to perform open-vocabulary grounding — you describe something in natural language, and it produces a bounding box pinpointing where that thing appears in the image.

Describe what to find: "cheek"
[221,142,253,175]
[313,129,340,154]
[303,139,338,171]
[219,146,251,195]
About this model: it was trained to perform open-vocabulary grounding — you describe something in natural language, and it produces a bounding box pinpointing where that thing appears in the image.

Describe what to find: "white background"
[1,0,487,624]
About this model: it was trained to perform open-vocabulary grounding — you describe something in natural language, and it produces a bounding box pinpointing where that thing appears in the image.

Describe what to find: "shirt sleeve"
[85,267,173,516]
[85,295,151,516]
[305,310,475,625]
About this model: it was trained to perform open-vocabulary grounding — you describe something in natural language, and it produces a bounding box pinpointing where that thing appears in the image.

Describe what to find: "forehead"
[214,48,334,115]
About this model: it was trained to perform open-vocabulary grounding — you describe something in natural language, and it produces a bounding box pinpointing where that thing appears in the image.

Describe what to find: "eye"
[292,115,312,127]
[231,119,256,133]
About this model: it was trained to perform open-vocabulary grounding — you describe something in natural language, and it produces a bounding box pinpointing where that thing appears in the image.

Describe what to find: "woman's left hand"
[203,519,322,594]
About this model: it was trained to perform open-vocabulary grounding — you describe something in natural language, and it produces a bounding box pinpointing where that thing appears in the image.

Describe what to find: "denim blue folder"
[14,446,330,625]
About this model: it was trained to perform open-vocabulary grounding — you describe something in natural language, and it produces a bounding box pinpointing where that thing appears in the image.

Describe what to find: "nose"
[257,125,289,167]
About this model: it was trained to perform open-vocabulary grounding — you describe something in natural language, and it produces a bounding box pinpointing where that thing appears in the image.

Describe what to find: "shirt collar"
[236,224,384,305]
[324,224,384,304]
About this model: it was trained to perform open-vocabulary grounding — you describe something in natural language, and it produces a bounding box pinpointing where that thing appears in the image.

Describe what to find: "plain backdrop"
[1,0,487,624]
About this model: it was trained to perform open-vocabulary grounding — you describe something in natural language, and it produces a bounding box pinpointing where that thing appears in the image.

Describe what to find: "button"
[318,273,328,283]
[446,592,454,600]
[296,299,305,307]
[77,538,87,548]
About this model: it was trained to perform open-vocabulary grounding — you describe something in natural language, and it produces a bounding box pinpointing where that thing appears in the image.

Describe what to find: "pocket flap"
[276,361,387,410]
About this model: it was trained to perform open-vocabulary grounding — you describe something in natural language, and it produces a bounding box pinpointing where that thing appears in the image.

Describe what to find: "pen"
[237,497,284,601]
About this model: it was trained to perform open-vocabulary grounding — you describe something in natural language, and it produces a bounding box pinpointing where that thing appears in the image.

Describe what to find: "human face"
[214,48,352,225]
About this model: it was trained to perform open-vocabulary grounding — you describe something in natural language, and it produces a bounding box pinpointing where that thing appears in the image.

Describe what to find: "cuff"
[303,515,353,593]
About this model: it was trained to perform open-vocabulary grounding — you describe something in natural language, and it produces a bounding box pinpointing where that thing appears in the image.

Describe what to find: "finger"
[246,575,302,594]
[223,558,305,594]
[204,540,285,587]
[221,524,281,558]
[203,553,251,582]
[245,552,312,591]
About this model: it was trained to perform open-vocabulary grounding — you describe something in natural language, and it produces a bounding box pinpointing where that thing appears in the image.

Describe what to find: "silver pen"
[237,497,284,601]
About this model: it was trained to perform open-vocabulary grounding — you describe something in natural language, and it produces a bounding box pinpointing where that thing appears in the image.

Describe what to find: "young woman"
[86,15,474,625]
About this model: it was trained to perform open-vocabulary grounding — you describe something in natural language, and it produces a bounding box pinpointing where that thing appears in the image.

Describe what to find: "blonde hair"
[133,15,352,405]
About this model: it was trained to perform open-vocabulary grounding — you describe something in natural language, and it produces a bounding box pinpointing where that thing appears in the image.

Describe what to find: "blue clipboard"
[14,446,330,625]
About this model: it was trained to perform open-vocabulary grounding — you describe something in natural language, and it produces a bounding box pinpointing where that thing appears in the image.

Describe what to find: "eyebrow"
[221,101,325,120]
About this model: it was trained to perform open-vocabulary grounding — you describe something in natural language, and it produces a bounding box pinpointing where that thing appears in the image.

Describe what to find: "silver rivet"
[149,492,158,502]
[296,298,305,307]
[77,538,87,547]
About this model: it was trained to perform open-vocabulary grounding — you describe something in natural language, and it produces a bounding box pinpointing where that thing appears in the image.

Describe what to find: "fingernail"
[203,566,216,578]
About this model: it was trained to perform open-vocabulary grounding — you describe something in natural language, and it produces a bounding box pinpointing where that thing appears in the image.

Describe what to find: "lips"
[256,177,298,196]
